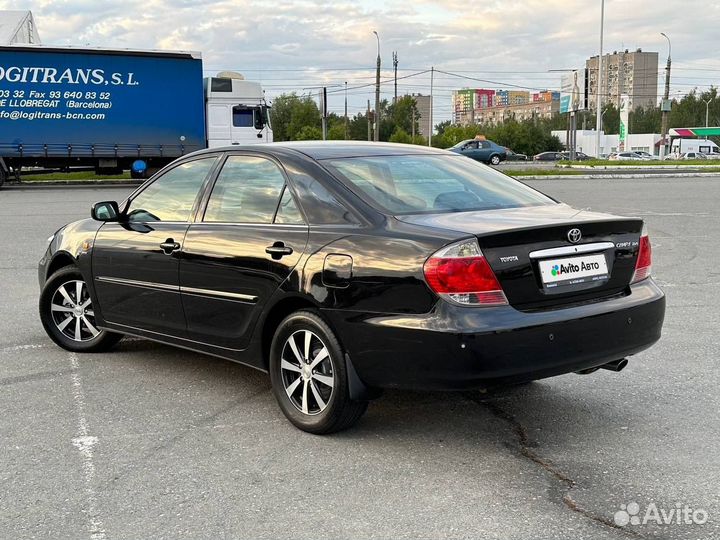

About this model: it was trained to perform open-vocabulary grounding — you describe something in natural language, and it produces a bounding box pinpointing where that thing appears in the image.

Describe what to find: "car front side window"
[126,157,217,223]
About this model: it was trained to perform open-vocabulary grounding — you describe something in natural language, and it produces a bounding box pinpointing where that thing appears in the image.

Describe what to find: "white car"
[609,152,646,161]
[679,152,708,160]
[633,151,656,160]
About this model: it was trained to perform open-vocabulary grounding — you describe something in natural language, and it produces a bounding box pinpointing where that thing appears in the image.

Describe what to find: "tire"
[0,166,6,188]
[490,154,501,165]
[39,266,122,352]
[269,310,368,434]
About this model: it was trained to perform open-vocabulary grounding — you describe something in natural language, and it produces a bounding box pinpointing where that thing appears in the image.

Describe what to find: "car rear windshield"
[323,154,555,215]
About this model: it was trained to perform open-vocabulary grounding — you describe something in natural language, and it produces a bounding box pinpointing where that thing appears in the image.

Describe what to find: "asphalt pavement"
[1,177,718,539]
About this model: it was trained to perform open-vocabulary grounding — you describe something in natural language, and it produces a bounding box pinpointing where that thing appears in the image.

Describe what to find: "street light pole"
[373,30,381,142]
[660,32,671,159]
[344,81,348,139]
[595,0,604,158]
[703,98,713,127]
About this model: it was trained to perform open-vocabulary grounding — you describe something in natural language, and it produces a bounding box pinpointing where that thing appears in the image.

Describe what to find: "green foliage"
[270,93,321,141]
[294,125,323,141]
[431,118,564,156]
[389,127,412,144]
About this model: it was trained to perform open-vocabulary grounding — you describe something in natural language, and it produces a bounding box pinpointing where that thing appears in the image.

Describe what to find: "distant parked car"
[609,152,645,161]
[633,151,656,160]
[533,151,563,161]
[560,151,592,161]
[679,152,708,160]
[504,148,528,161]
[449,139,507,165]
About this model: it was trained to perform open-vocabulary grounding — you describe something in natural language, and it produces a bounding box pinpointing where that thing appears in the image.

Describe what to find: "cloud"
[1,0,717,121]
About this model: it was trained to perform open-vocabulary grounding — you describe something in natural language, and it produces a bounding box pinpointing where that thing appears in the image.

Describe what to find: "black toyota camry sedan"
[38,142,665,433]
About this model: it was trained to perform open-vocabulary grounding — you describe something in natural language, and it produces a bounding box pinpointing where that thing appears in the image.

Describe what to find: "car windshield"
[323,154,555,215]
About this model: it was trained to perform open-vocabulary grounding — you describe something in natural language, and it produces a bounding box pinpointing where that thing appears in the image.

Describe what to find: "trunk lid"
[397,204,644,310]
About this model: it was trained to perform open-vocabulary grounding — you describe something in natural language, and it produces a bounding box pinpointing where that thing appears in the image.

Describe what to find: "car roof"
[186,141,451,160]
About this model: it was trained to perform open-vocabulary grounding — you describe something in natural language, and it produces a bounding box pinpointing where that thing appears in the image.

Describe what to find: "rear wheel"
[39,266,122,352]
[269,310,367,434]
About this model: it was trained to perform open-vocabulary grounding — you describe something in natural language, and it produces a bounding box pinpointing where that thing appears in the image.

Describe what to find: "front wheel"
[39,266,122,352]
[489,154,501,165]
[269,310,367,434]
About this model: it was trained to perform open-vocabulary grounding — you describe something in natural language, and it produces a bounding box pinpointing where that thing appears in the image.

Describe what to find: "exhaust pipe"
[600,358,628,372]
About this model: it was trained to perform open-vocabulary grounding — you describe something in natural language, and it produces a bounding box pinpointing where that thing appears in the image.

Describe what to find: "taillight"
[631,225,652,283]
[423,239,508,306]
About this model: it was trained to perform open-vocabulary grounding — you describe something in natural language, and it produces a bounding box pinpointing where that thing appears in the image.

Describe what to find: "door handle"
[160,239,181,255]
[265,242,293,259]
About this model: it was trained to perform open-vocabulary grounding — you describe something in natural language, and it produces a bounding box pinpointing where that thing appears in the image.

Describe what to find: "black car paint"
[39,142,665,390]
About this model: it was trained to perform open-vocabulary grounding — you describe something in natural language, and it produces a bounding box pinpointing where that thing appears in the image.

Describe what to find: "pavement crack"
[465,392,645,539]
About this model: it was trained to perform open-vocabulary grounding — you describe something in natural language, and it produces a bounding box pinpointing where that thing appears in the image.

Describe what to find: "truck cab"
[204,76,272,147]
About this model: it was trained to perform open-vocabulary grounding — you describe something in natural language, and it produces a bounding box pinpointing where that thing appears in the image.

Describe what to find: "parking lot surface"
[1,177,718,539]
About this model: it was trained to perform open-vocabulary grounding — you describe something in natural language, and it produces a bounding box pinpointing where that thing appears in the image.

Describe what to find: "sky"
[2,0,719,123]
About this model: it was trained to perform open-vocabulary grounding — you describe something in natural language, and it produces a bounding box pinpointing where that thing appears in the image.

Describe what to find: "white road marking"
[69,353,107,540]
[0,343,48,353]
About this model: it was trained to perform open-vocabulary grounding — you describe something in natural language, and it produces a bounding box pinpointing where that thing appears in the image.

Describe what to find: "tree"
[269,93,321,141]
[389,127,412,144]
[294,125,323,141]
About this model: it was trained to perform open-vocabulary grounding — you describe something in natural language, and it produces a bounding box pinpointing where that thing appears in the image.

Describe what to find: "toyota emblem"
[567,228,582,243]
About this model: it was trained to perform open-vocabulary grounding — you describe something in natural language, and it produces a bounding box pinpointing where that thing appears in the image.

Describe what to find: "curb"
[2,180,142,189]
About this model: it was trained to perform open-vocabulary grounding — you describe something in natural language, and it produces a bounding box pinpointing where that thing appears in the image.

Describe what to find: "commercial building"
[551,129,663,157]
[586,49,658,111]
[0,10,40,44]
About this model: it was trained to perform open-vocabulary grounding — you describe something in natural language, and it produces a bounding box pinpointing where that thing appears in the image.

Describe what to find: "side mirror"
[91,201,120,222]
[254,108,266,130]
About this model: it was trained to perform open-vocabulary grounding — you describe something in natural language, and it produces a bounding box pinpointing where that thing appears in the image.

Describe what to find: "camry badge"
[567,228,582,243]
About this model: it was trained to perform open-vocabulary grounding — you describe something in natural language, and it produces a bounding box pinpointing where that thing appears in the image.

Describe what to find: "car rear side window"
[204,155,285,223]
[274,186,305,224]
[126,157,217,222]
[324,154,554,215]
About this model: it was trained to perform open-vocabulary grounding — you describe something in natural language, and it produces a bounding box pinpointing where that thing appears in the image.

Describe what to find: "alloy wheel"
[280,329,334,415]
[50,280,100,342]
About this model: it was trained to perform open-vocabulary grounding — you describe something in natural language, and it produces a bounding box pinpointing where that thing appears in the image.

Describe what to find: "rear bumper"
[325,279,665,390]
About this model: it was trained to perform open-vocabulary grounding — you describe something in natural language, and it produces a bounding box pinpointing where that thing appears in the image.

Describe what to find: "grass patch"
[560,159,720,167]
[19,171,132,182]
[506,169,585,176]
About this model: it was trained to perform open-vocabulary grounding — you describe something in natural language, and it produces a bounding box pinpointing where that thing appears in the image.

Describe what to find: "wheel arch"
[46,251,77,282]
[259,294,322,370]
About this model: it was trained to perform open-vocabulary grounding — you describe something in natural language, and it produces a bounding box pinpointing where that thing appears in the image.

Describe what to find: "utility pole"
[321,87,327,140]
[344,81,348,139]
[703,97,714,127]
[660,32,671,159]
[428,66,434,147]
[595,0,604,158]
[373,31,381,142]
[392,51,398,103]
[367,100,371,141]
[411,101,416,139]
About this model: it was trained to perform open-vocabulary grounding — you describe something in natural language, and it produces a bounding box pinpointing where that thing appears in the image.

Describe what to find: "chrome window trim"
[528,242,615,260]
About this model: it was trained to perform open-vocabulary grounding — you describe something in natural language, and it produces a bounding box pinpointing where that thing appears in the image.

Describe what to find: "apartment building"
[586,49,659,111]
